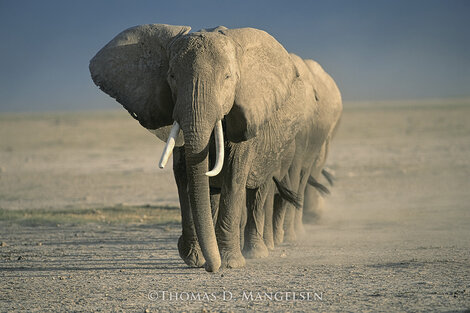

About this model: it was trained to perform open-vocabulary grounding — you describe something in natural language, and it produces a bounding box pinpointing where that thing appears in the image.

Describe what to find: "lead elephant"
[90,24,340,272]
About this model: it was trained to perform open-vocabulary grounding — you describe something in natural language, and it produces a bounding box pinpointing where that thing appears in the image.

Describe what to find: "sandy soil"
[1,103,469,312]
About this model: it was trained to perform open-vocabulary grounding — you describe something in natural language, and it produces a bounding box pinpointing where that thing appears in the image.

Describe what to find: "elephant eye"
[225,74,231,80]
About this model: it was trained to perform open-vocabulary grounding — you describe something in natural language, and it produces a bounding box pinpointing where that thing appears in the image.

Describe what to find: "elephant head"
[89,24,298,272]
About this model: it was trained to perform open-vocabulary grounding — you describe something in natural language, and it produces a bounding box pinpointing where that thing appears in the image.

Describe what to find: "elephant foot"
[273,228,284,246]
[220,248,246,269]
[243,241,269,259]
[178,236,205,268]
[264,236,275,251]
[284,229,297,243]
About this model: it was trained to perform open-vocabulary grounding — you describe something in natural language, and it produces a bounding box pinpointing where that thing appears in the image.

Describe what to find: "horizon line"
[1,96,470,115]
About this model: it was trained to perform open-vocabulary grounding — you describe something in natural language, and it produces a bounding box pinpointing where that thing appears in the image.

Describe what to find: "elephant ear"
[89,24,191,130]
[222,28,299,142]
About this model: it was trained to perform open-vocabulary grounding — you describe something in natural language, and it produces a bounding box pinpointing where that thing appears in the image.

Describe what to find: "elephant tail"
[308,176,330,196]
[272,177,302,209]
[321,168,335,186]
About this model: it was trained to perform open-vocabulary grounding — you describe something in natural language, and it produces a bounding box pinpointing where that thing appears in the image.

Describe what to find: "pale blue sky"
[0,0,469,112]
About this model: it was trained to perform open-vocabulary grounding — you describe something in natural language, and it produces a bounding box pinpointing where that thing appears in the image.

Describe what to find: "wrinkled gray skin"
[90,24,341,272]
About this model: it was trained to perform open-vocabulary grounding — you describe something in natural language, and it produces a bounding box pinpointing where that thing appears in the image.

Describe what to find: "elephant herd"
[90,24,342,272]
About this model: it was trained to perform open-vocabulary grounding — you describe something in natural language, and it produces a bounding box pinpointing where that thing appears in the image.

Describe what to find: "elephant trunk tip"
[204,258,221,273]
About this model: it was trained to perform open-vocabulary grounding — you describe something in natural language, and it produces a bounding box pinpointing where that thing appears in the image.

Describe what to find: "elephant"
[269,56,342,245]
[89,23,341,272]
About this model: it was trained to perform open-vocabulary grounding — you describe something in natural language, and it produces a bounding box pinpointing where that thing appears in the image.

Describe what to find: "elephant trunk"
[158,120,224,272]
[182,127,221,272]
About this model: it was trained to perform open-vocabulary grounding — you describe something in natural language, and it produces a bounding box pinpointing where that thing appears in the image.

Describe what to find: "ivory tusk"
[158,121,180,169]
[206,120,224,177]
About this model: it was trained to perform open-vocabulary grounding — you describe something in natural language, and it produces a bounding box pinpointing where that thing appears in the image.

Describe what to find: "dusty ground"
[1,102,469,312]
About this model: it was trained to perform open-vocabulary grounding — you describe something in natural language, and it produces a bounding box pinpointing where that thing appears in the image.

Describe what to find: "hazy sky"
[0,0,469,112]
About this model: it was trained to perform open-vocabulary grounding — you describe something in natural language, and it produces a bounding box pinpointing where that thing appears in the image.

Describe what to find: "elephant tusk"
[158,121,180,169]
[206,120,224,177]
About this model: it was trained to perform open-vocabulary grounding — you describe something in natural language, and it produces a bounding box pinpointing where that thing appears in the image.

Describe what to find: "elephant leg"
[239,200,247,251]
[272,193,285,245]
[173,147,205,267]
[284,161,302,243]
[303,141,328,223]
[294,206,305,236]
[272,174,294,245]
[263,181,275,250]
[272,141,296,246]
[294,204,305,237]
[294,167,312,237]
[243,183,270,259]
[283,203,297,242]
[303,184,324,224]
[216,145,252,269]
